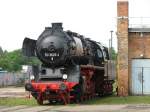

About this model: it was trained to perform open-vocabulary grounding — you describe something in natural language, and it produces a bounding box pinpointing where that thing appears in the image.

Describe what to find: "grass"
[83,96,150,105]
[0,97,38,106]
[1,96,150,106]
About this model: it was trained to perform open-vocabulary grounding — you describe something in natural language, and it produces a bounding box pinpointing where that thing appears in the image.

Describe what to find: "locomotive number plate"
[45,53,59,57]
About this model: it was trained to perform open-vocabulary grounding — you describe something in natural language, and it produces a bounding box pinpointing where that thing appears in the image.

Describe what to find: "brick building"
[117,1,150,96]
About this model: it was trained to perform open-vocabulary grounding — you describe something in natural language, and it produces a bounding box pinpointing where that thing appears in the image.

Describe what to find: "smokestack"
[52,23,63,30]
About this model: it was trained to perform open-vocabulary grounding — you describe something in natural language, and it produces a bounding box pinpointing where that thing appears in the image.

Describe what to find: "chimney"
[117,1,128,17]
[117,0,129,96]
[52,23,63,30]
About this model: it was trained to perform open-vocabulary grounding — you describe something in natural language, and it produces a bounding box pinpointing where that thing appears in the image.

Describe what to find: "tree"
[112,48,117,60]
[0,46,3,55]
[0,49,41,72]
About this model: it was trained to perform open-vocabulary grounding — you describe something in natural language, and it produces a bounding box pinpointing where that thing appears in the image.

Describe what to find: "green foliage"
[111,47,117,60]
[0,46,3,55]
[0,49,41,72]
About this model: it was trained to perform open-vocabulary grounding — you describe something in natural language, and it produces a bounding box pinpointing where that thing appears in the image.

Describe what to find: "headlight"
[62,74,67,80]
[25,83,33,91]
[30,75,35,80]
[59,83,66,91]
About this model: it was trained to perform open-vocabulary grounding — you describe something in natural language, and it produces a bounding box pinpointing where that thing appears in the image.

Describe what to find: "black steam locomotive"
[23,23,113,105]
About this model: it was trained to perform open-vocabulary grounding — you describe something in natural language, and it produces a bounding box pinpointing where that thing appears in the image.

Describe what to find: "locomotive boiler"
[23,23,114,105]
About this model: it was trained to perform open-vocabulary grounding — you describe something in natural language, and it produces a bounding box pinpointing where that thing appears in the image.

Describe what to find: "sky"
[0,0,150,51]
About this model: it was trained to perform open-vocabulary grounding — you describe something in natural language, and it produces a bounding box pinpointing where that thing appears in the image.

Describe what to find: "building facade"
[117,1,150,96]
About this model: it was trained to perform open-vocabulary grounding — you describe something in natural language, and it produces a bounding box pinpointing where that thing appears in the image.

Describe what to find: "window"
[97,49,102,58]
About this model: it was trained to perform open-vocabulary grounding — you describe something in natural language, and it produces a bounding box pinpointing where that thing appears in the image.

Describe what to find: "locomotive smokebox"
[52,23,63,30]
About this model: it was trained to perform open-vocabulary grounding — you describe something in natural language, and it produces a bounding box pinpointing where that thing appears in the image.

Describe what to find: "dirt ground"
[0,105,150,112]
[0,87,28,98]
